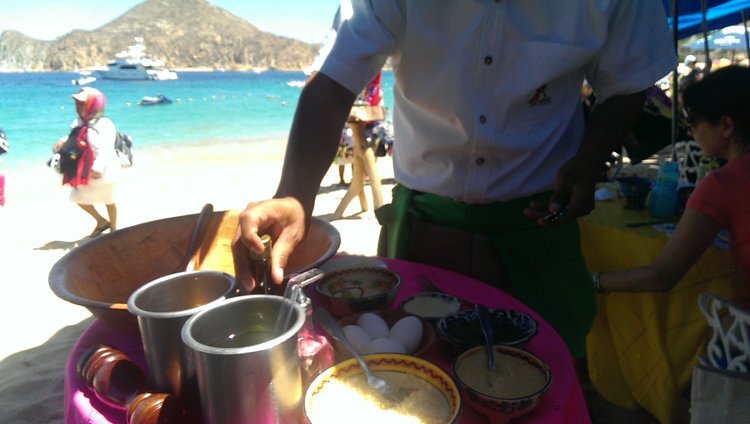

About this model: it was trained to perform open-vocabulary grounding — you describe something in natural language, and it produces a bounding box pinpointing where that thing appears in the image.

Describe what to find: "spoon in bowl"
[314,308,410,406]
[476,303,499,388]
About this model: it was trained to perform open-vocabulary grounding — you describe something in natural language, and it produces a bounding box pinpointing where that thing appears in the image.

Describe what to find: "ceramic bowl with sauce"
[305,353,462,424]
[315,267,401,319]
[453,345,551,423]
[399,292,462,324]
[435,308,537,350]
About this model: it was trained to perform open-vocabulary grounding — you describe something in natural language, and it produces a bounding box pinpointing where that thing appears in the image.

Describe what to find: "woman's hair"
[683,65,750,145]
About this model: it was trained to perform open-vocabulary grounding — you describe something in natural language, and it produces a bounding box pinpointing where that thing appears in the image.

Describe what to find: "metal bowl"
[49,210,340,333]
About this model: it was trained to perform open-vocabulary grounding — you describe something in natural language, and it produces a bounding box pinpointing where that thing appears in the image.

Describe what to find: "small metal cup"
[181,295,306,424]
[127,271,237,407]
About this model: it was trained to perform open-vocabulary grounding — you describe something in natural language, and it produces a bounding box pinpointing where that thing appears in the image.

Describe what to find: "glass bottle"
[648,160,680,220]
[296,290,334,388]
[248,234,272,294]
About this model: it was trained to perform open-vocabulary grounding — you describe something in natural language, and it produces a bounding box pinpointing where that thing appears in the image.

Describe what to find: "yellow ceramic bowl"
[453,345,551,424]
[305,353,462,424]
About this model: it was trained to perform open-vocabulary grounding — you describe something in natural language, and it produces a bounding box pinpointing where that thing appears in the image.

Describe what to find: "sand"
[0,139,394,423]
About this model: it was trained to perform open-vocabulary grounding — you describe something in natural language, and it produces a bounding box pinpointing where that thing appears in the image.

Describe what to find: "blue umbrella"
[685,25,749,49]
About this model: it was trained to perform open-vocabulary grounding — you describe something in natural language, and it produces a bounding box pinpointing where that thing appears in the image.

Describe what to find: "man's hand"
[524,155,600,225]
[232,197,307,292]
[525,90,646,226]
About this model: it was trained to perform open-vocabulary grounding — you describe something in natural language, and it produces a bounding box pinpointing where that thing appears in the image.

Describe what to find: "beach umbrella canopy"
[685,25,749,49]
[664,0,750,39]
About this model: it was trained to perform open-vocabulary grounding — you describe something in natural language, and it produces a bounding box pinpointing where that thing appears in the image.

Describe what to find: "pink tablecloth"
[65,256,590,423]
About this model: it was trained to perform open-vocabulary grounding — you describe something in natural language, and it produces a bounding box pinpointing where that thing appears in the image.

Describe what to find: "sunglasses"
[682,108,704,129]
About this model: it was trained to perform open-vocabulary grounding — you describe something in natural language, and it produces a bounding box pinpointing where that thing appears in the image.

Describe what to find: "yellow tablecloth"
[580,200,735,423]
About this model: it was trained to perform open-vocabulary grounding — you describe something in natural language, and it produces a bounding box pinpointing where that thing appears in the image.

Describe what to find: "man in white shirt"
[233,0,676,359]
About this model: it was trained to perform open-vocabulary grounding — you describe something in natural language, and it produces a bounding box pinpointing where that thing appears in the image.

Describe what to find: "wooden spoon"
[174,203,214,272]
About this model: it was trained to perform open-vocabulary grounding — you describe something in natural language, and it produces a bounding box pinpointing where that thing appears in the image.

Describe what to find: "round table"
[64,256,590,423]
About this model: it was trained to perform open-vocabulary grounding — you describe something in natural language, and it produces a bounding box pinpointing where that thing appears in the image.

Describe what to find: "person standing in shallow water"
[53,87,120,237]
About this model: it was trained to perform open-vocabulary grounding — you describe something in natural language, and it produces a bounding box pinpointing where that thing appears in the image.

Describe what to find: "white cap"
[684,55,697,65]
[72,86,102,102]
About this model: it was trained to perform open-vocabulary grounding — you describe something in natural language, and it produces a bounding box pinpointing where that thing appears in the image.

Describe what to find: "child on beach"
[596,66,750,307]
[52,87,121,237]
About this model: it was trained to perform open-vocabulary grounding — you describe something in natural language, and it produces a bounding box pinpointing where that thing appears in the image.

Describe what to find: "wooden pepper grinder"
[77,344,188,424]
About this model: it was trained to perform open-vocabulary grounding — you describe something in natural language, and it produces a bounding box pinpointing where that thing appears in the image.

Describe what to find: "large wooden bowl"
[49,210,340,333]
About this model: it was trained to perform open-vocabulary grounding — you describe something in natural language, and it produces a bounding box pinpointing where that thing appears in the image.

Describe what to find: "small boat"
[138,94,173,106]
[71,70,97,86]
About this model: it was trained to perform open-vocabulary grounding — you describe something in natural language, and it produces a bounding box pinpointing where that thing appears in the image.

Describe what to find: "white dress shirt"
[319,0,676,203]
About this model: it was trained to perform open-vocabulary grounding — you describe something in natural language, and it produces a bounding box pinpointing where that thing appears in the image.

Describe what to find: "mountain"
[0,0,320,72]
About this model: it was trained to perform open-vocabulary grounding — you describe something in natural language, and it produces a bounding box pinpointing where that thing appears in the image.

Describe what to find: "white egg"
[356,313,390,339]
[343,325,372,354]
[364,337,407,354]
[389,316,423,354]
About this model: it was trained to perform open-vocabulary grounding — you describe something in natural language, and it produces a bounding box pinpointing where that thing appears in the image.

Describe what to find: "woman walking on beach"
[53,87,120,237]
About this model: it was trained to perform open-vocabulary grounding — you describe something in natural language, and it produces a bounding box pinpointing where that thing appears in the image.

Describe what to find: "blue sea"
[0,71,394,172]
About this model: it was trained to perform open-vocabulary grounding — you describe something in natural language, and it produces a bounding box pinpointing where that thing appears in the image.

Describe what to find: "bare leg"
[78,203,110,236]
[338,165,346,185]
[105,203,117,231]
[333,156,368,219]
[351,122,383,209]
[78,203,107,226]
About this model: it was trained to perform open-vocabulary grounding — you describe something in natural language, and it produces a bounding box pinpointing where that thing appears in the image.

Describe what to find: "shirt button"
[479,115,487,124]
[484,56,493,65]
[476,157,485,165]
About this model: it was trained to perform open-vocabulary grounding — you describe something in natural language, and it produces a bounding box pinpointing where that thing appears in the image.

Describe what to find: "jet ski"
[138,94,173,106]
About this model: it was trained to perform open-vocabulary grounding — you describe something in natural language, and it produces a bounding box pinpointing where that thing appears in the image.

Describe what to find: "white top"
[71,117,120,183]
[319,0,676,203]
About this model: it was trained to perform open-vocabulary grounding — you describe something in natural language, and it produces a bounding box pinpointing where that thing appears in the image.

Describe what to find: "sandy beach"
[0,139,394,423]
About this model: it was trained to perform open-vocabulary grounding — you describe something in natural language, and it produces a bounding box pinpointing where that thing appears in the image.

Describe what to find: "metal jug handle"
[273,268,325,337]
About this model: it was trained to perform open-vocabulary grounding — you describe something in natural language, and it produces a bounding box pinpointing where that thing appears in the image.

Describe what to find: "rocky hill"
[0,0,319,71]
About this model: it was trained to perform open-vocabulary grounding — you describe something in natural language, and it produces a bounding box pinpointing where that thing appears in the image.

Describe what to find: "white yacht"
[97,38,178,81]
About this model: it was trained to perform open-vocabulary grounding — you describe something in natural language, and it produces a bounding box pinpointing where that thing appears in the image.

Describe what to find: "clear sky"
[0,0,340,43]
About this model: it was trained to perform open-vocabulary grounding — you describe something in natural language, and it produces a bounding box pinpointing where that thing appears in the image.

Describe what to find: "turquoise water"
[0,71,394,171]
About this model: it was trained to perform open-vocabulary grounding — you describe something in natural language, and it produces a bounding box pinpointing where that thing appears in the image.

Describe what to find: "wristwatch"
[591,272,607,294]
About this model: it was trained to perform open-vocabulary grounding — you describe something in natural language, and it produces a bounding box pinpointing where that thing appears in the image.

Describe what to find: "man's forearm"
[275,73,357,215]
[579,90,646,172]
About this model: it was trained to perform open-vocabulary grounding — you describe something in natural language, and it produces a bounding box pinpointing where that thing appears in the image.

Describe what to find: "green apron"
[376,184,596,358]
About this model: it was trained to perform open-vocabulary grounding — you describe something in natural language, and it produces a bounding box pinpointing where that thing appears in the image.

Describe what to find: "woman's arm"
[599,208,723,292]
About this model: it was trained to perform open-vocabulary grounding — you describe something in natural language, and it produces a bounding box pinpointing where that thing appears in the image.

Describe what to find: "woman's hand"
[52,139,65,152]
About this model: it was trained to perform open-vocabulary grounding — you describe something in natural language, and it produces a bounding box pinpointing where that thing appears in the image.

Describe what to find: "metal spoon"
[174,203,214,272]
[476,303,498,387]
[313,308,408,406]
